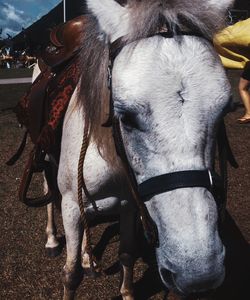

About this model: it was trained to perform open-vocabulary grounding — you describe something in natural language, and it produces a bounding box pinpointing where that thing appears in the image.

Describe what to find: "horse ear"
[87,0,129,41]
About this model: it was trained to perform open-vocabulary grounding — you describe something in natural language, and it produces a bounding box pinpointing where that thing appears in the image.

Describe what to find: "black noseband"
[138,170,222,201]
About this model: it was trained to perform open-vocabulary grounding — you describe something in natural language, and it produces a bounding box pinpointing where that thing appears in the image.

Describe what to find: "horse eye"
[120,112,138,129]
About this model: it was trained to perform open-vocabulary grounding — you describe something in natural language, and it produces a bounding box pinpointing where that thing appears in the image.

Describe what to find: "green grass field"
[0,68,33,79]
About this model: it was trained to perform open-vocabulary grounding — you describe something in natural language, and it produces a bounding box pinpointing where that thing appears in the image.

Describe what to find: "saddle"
[7,16,87,207]
[43,16,86,68]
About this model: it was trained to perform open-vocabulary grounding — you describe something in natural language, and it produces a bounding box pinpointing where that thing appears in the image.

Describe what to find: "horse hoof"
[83,267,101,278]
[63,287,76,300]
[45,244,62,257]
[121,291,134,300]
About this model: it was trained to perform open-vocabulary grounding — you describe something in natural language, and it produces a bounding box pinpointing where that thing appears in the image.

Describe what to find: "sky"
[0,0,61,38]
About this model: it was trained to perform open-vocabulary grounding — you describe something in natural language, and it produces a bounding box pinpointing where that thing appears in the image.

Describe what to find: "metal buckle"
[208,170,213,189]
[107,64,112,89]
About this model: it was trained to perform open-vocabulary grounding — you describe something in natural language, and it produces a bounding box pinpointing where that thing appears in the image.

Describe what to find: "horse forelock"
[87,0,234,43]
[128,0,235,42]
[78,0,233,166]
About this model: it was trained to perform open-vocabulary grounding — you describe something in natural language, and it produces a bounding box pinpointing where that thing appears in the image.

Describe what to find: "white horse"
[41,0,235,299]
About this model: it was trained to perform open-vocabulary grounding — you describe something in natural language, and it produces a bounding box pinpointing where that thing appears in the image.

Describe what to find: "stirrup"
[18,147,58,207]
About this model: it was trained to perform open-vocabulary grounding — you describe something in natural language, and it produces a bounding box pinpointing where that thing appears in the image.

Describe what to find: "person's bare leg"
[238,78,250,120]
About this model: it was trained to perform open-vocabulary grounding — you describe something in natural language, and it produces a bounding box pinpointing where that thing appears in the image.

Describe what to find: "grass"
[0,68,33,79]
[0,84,30,111]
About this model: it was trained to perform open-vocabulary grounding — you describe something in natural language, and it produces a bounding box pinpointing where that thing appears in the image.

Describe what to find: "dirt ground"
[0,71,249,300]
[0,69,32,80]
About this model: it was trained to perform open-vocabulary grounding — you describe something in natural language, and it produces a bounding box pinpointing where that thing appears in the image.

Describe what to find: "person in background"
[238,61,250,123]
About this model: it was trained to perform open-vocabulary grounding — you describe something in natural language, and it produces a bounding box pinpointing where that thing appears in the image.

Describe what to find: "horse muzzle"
[158,246,225,295]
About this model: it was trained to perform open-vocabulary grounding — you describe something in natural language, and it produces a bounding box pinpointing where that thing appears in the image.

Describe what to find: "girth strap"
[138,170,222,201]
[6,130,28,166]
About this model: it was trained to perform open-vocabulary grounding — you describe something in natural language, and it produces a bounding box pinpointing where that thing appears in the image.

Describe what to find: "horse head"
[112,36,231,295]
[84,0,234,296]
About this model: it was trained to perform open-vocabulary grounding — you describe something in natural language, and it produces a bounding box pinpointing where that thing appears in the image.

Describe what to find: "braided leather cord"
[77,121,95,271]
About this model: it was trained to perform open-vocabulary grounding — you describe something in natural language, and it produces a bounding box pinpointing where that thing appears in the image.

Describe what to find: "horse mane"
[78,0,233,165]
[77,14,117,166]
[125,0,233,41]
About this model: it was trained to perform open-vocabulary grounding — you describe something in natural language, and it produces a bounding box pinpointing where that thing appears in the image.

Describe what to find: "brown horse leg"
[45,202,61,257]
[62,195,84,300]
[44,173,61,257]
[119,203,137,300]
[81,231,100,277]
[120,253,135,300]
[62,263,83,300]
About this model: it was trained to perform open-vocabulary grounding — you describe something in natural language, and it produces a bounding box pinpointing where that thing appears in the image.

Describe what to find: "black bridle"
[104,31,238,247]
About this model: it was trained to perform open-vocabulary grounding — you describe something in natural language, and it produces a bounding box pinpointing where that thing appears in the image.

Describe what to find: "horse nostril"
[173,270,225,295]
[160,268,172,281]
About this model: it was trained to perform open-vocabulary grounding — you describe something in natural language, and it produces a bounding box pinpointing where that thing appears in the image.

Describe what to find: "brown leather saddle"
[43,16,86,68]
[7,16,86,207]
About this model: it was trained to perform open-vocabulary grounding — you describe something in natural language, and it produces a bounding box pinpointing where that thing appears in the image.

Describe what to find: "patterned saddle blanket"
[15,15,87,153]
[7,16,86,207]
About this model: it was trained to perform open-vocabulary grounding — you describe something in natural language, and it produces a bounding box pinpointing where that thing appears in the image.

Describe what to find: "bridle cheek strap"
[138,170,223,201]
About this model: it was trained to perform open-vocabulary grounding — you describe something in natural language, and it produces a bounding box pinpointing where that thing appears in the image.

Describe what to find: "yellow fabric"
[213,18,250,69]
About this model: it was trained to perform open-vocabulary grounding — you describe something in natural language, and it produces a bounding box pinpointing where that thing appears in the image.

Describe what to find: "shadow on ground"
[86,211,250,300]
[214,211,250,300]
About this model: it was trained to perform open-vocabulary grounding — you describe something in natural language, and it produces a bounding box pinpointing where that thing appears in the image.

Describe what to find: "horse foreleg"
[62,194,84,300]
[43,176,60,257]
[45,202,61,257]
[119,202,137,300]
[120,256,135,300]
[81,231,100,277]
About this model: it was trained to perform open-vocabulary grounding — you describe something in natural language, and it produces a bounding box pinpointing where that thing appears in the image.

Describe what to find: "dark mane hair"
[78,15,116,165]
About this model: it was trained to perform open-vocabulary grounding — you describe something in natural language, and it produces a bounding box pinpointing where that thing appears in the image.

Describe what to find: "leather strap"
[218,120,238,169]
[216,120,238,220]
[18,147,58,207]
[138,170,221,201]
[6,130,28,166]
